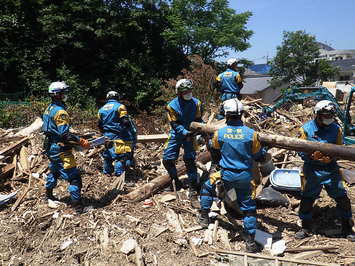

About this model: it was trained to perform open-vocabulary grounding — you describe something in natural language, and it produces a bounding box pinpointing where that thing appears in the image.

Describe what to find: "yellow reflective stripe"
[336,128,343,145]
[216,74,221,82]
[114,139,133,154]
[166,105,178,122]
[59,151,77,169]
[252,132,261,154]
[54,110,70,126]
[236,74,242,83]
[118,105,128,118]
[196,100,202,119]
[97,111,101,119]
[212,131,220,149]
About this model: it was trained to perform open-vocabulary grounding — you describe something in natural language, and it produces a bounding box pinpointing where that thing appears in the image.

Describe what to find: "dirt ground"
[0,109,355,266]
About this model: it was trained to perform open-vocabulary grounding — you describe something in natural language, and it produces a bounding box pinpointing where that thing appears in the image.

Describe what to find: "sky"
[227,0,355,64]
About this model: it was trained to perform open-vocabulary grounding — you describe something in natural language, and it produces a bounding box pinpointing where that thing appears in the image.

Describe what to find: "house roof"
[329,58,355,71]
[241,76,272,94]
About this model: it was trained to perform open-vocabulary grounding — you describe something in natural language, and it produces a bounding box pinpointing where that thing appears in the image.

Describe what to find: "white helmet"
[106,91,119,100]
[226,58,238,67]
[175,79,193,94]
[314,100,336,115]
[48,81,69,95]
[223,98,244,116]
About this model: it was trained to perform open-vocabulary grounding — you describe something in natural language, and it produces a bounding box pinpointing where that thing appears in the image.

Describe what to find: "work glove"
[311,151,332,163]
[79,138,90,149]
[209,170,222,185]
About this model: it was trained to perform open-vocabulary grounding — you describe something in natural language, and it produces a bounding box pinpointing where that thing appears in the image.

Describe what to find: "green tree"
[270,30,338,86]
[163,0,253,61]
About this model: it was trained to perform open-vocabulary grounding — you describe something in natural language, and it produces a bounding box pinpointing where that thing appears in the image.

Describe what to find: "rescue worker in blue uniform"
[42,81,90,209]
[296,100,355,242]
[198,98,267,253]
[98,91,136,177]
[216,58,244,120]
[163,79,203,196]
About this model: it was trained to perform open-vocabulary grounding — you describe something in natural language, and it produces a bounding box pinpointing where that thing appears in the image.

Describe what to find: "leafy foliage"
[270,31,338,86]
[163,0,253,61]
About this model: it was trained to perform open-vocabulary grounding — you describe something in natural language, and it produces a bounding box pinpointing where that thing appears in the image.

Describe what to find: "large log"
[125,151,211,202]
[190,122,355,161]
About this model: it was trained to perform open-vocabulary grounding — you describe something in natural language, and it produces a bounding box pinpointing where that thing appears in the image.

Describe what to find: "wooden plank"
[137,134,168,143]
[0,137,30,157]
[214,249,337,266]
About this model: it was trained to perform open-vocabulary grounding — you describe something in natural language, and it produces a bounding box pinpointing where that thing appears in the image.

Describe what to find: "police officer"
[163,79,203,197]
[198,98,267,253]
[98,91,136,177]
[216,58,244,120]
[296,100,355,241]
[42,81,90,209]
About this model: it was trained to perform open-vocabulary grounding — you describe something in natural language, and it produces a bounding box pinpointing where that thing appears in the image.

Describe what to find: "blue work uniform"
[163,96,203,187]
[200,120,266,235]
[98,99,135,176]
[42,100,82,202]
[216,68,243,120]
[298,119,351,220]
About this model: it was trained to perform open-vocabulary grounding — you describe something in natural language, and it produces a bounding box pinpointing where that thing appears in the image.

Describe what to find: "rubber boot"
[245,234,258,253]
[342,218,355,242]
[45,188,57,201]
[295,219,312,239]
[198,209,210,228]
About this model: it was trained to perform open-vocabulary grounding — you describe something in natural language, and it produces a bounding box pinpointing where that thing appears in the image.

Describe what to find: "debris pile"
[0,99,354,265]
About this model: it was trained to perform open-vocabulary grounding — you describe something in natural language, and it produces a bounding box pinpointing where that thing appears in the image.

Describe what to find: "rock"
[120,238,137,255]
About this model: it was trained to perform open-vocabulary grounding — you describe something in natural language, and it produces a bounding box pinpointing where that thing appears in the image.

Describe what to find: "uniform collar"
[226,119,243,126]
[52,100,66,108]
[107,99,119,104]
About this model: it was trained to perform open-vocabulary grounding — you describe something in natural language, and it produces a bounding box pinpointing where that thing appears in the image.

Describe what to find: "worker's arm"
[251,132,267,162]
[236,73,243,89]
[118,105,131,128]
[166,105,190,136]
[97,111,103,133]
[54,110,89,148]
[297,127,308,161]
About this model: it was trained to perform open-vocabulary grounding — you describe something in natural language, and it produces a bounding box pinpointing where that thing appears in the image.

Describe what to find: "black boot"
[245,234,258,253]
[341,218,355,242]
[45,188,57,201]
[198,209,209,228]
[295,219,312,239]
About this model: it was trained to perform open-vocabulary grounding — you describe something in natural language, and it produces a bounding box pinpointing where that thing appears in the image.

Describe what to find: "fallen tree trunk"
[190,122,355,161]
[125,151,211,202]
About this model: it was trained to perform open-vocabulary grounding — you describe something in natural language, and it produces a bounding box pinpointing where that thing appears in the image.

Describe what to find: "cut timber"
[292,250,324,260]
[137,134,168,143]
[125,151,211,202]
[112,172,126,190]
[190,122,355,161]
[0,137,30,157]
